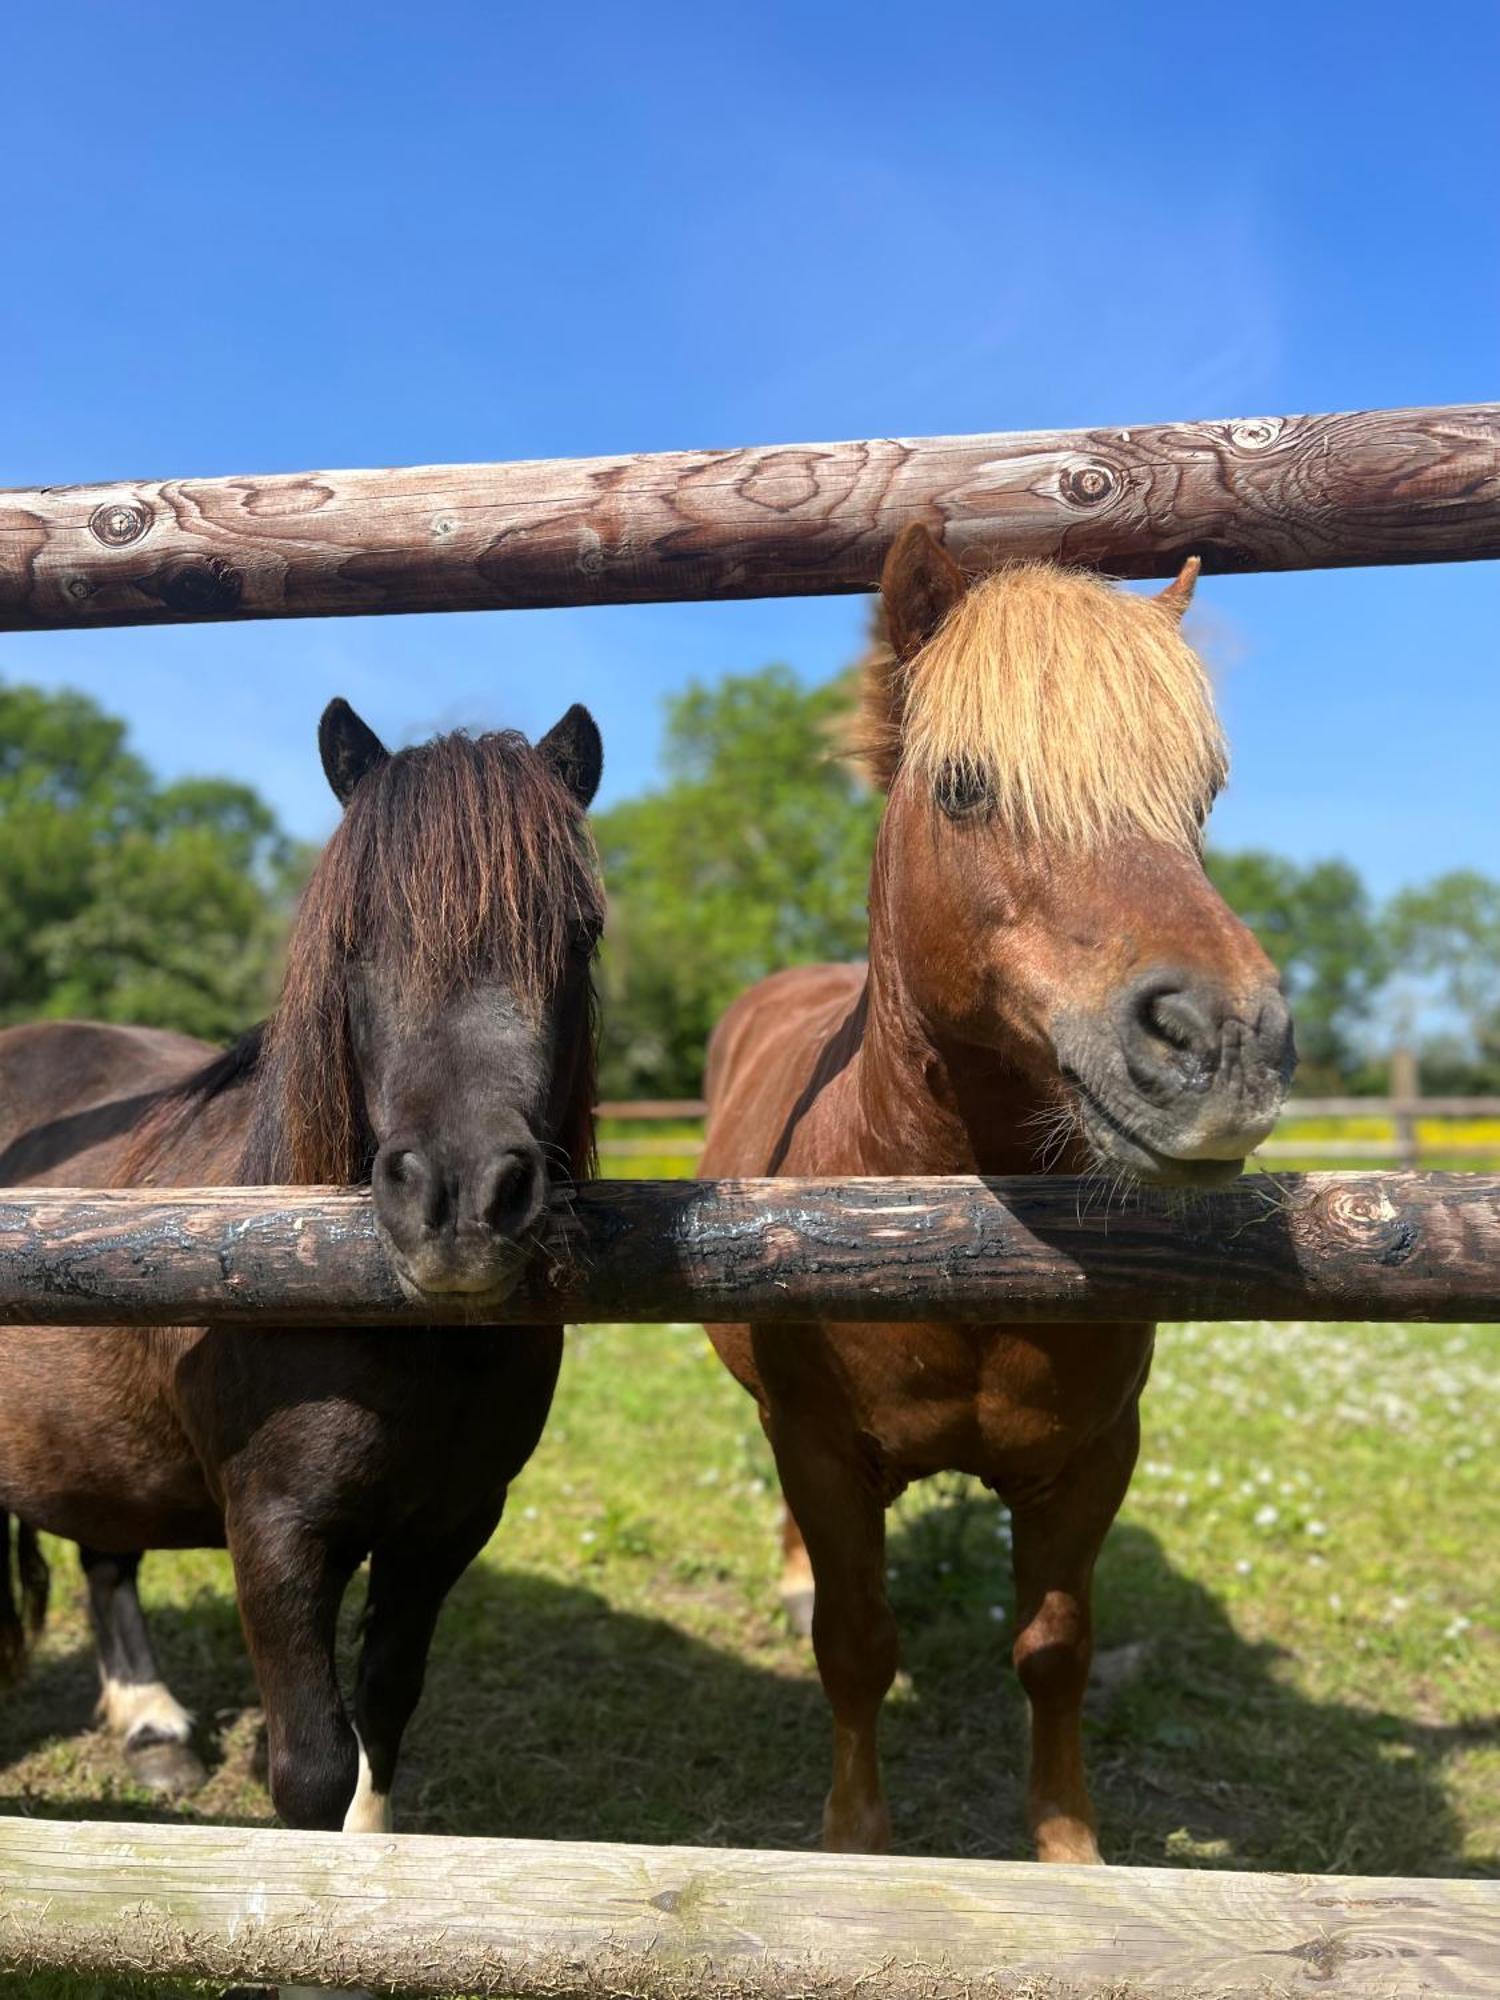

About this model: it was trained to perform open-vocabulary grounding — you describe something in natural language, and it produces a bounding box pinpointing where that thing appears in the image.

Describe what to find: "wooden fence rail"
[1,1814,1496,1998]
[4,402,1498,631]
[3,1172,1499,1326]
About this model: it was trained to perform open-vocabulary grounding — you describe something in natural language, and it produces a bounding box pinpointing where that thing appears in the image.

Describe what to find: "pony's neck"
[856,890,1072,1180]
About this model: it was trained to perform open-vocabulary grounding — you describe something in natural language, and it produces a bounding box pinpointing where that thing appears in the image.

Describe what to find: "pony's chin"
[1073,1093,1248,1191]
[386,1251,532,1311]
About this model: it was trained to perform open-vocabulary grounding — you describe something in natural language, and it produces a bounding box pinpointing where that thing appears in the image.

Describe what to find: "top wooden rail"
[3,402,1497,630]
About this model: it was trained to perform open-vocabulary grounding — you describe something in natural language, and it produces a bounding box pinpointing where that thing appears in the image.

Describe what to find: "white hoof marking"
[98,1677,193,1744]
[341,1735,392,1834]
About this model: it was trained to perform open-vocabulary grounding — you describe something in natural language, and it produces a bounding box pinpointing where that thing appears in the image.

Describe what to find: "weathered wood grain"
[1,1172,1496,1326]
[3,403,1497,629]
[1,1814,1495,1997]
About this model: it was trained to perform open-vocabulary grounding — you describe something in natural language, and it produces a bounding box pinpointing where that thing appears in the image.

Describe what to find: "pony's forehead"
[309,723,603,1003]
[896,562,1228,851]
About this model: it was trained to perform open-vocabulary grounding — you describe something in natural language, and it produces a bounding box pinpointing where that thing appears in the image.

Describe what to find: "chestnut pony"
[0,698,603,1830]
[701,528,1293,1863]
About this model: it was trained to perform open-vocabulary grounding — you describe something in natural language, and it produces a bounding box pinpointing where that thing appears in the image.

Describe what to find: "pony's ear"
[318,698,390,807]
[1157,554,1201,619]
[538,703,603,810]
[880,523,967,662]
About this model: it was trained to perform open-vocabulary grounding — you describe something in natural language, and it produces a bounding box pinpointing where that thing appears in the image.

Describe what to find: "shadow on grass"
[887,1487,1498,1877]
[0,1505,1493,1876]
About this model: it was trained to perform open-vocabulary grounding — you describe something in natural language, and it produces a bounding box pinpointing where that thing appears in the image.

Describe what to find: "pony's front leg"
[79,1546,205,1798]
[1006,1405,1140,1865]
[350,1512,499,1831]
[224,1505,361,1832]
[767,1409,897,1854]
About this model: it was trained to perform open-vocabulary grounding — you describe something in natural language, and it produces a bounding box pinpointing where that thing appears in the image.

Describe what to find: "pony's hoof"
[780,1585,815,1639]
[126,1732,207,1798]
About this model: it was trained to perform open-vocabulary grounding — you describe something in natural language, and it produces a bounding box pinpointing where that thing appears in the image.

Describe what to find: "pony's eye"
[934,761,993,820]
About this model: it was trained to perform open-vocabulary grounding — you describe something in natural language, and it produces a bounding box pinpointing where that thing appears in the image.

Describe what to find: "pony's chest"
[842,1320,1154,1483]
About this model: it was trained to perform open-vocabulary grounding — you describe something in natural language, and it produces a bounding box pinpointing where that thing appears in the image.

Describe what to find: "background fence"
[598,1094,1500,1168]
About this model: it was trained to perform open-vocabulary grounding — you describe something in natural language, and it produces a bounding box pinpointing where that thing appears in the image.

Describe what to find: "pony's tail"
[0,1516,49,1687]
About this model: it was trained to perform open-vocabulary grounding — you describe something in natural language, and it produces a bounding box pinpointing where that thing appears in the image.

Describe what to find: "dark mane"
[246,728,602,1188]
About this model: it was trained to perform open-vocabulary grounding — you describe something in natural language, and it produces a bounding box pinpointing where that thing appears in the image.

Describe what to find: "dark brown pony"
[701,528,1293,1862]
[0,698,603,1830]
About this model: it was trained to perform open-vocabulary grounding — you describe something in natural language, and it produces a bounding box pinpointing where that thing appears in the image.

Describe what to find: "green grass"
[1,1315,1495,1998]
[3,1318,1496,1875]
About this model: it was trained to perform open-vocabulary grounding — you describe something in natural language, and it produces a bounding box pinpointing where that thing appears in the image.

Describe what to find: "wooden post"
[2,1173,1499,1326]
[4,403,1499,630]
[1,1814,1496,1996]
[1391,1046,1422,1170]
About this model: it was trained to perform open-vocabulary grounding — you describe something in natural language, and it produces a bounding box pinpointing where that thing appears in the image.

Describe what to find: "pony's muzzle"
[1058,971,1294,1185]
[373,1136,548,1298]
[1110,968,1294,1161]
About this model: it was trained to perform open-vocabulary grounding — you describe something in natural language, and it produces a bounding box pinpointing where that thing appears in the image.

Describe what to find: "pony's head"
[859,525,1293,1188]
[249,699,603,1302]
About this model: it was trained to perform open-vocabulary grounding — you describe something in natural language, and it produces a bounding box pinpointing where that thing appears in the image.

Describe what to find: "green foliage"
[1385,871,1500,1091]
[0,680,306,1042]
[594,666,882,1095]
[1205,850,1387,1090]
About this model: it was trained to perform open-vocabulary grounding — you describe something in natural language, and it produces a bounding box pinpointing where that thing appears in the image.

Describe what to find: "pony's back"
[0,1021,226,1188]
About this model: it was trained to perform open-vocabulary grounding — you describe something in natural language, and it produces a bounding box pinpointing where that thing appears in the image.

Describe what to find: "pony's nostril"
[1254,988,1296,1074]
[479,1147,544,1240]
[376,1145,446,1234]
[1144,991,1202,1051]
[1129,978,1218,1055]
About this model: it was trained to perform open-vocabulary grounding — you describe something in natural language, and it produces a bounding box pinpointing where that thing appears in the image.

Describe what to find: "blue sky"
[3,1,1496,894]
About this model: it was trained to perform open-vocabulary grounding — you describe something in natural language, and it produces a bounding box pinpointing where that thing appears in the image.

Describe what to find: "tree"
[593,666,882,1096]
[1384,871,1500,1091]
[0,680,306,1042]
[1204,850,1386,1090]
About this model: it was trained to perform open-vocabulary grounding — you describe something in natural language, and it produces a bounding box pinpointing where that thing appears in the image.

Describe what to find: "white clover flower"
[1253,1504,1279,1529]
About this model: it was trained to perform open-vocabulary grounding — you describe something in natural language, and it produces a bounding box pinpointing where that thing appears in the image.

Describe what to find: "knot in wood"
[1317,1182,1419,1267]
[89,500,151,547]
[146,556,244,615]
[1060,462,1116,507]
[1228,418,1283,451]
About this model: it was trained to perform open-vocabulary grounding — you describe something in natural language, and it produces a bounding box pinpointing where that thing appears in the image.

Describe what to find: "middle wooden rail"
[2,1172,1497,1326]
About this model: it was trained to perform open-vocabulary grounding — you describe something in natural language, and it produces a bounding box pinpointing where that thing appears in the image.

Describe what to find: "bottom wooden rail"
[0,1816,1496,1997]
